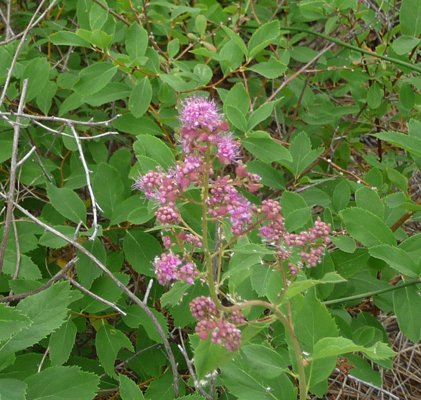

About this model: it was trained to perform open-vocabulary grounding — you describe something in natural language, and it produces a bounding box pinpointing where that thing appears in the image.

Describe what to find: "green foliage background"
[1,0,421,398]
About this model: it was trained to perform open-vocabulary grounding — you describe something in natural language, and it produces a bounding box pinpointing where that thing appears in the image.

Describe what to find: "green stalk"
[322,278,421,306]
[282,26,421,74]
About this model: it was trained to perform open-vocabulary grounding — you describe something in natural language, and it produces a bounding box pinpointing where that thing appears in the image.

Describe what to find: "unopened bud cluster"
[190,296,244,351]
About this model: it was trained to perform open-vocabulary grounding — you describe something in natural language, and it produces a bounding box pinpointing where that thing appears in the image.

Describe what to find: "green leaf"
[123,305,169,343]
[393,282,421,342]
[220,25,248,56]
[355,186,384,219]
[251,264,276,297]
[330,235,356,253]
[49,319,77,366]
[369,244,419,277]
[375,131,421,157]
[123,230,161,276]
[194,338,237,380]
[367,82,383,109]
[168,39,179,58]
[49,31,91,48]
[0,303,31,342]
[1,282,71,354]
[221,355,296,400]
[59,92,83,117]
[38,225,76,249]
[76,237,107,289]
[241,344,287,379]
[400,0,421,37]
[399,82,415,111]
[46,184,87,224]
[226,105,248,132]
[241,135,291,163]
[119,374,145,400]
[248,21,280,60]
[36,80,57,116]
[22,57,50,101]
[96,324,134,379]
[134,135,175,170]
[25,366,99,400]
[281,131,323,177]
[333,180,350,213]
[83,82,131,106]
[223,82,249,115]
[247,102,276,131]
[393,35,420,55]
[246,56,287,79]
[340,208,396,247]
[386,167,408,193]
[247,160,286,189]
[144,371,179,400]
[90,1,108,30]
[160,281,191,307]
[312,337,394,361]
[110,196,153,226]
[92,163,125,219]
[0,140,13,163]
[195,14,207,37]
[129,77,152,118]
[0,379,27,400]
[284,207,311,232]
[73,62,118,96]
[126,23,148,62]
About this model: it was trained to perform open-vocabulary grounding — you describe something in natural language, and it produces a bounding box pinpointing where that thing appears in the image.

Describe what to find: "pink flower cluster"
[153,253,198,285]
[190,296,244,352]
[179,96,240,165]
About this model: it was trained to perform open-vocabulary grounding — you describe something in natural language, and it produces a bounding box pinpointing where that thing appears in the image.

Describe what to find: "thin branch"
[0,79,28,278]
[16,146,37,168]
[0,258,77,303]
[143,279,153,305]
[177,328,213,400]
[68,123,103,240]
[63,275,127,316]
[0,112,122,127]
[0,194,179,397]
[6,219,22,304]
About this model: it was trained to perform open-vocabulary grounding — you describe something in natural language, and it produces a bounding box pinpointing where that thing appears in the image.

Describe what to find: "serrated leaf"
[38,225,76,249]
[330,235,356,253]
[0,379,27,400]
[25,366,99,400]
[241,344,287,379]
[129,77,152,118]
[49,319,77,366]
[46,185,87,224]
[73,62,118,96]
[355,186,384,219]
[248,21,280,60]
[247,160,286,189]
[96,324,134,379]
[119,374,145,400]
[1,282,71,354]
[340,208,396,248]
[123,230,161,276]
[375,131,421,157]
[220,25,248,56]
[312,337,394,361]
[0,303,32,342]
[246,57,287,79]
[369,244,419,277]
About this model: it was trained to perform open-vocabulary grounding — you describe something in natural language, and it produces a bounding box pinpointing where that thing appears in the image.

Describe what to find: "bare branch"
[63,275,127,316]
[0,258,77,303]
[67,123,103,240]
[0,79,28,278]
